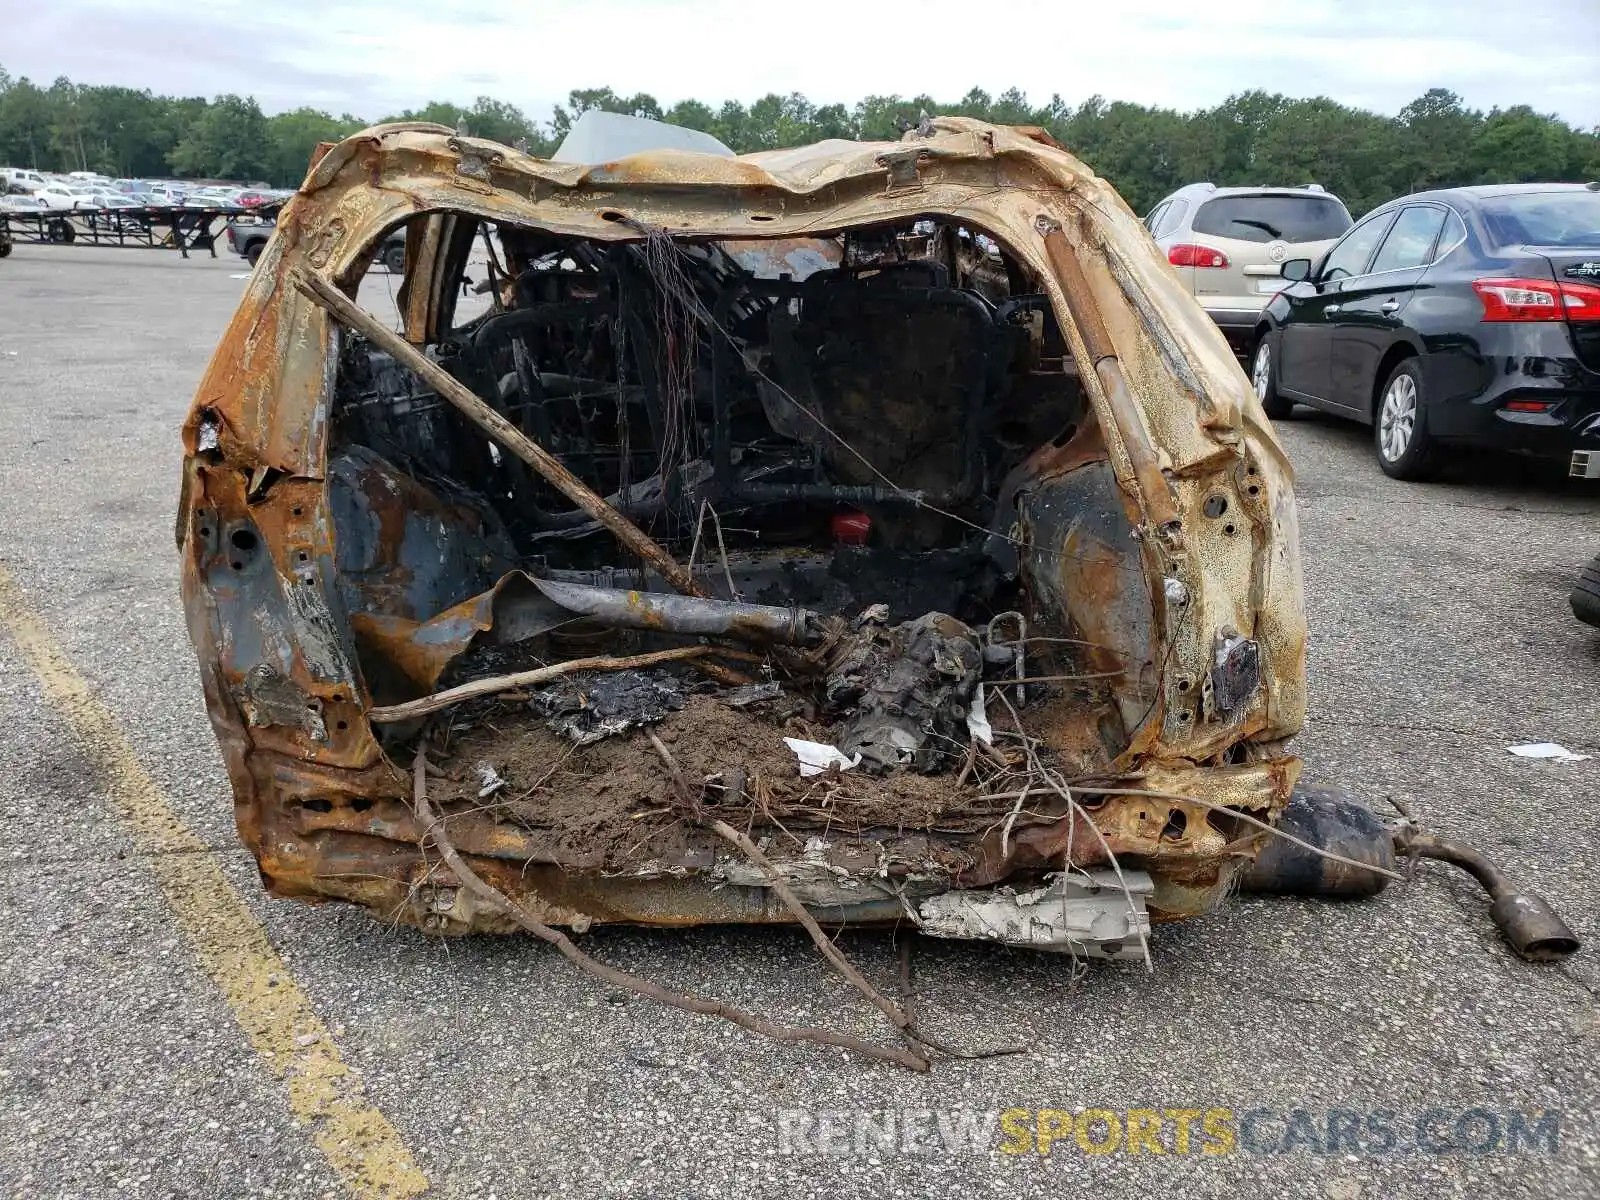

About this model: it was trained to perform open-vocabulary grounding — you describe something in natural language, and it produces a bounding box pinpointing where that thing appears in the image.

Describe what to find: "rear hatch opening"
[316,213,1206,951]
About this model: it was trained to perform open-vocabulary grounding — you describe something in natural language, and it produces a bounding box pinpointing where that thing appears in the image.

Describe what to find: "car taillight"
[1502,399,1555,413]
[1168,244,1229,269]
[1474,277,1600,322]
[1560,280,1600,321]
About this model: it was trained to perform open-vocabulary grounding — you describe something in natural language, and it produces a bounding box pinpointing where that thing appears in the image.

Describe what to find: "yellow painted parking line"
[0,567,428,1199]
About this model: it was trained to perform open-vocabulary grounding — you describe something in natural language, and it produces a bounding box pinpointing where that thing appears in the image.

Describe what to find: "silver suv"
[1146,183,1353,353]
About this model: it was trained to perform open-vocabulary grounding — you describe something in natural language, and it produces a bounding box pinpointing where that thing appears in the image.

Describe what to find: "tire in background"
[1373,359,1439,481]
[1573,554,1600,629]
[1252,335,1295,420]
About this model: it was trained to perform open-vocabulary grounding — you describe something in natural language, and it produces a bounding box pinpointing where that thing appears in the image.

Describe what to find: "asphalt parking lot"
[0,243,1597,1200]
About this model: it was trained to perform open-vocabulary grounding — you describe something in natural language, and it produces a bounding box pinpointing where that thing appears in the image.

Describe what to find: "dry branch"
[411,749,930,1071]
[369,646,712,723]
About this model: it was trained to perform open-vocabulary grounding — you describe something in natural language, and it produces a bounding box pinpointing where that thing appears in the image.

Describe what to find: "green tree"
[0,72,53,168]
[168,94,270,180]
[4,66,1598,206]
[1394,87,1482,192]
[664,98,716,133]
[265,107,365,186]
[853,94,914,142]
[1473,105,1572,182]
[47,77,89,171]
[548,88,662,141]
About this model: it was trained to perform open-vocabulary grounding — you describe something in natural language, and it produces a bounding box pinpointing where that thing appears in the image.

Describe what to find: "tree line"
[2,66,1597,216]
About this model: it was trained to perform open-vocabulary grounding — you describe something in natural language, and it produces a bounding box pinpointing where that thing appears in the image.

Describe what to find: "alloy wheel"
[1378,373,1417,461]
[1252,343,1271,401]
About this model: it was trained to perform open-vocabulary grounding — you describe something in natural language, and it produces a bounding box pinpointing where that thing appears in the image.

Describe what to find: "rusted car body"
[178,117,1308,955]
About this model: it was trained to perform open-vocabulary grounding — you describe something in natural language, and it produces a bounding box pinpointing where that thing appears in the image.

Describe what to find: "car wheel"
[1373,360,1438,480]
[0,239,11,259]
[1251,337,1294,420]
[47,218,75,244]
[384,243,405,274]
[246,242,264,268]
[1573,554,1600,629]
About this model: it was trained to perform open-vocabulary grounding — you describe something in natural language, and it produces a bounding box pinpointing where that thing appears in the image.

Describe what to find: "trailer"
[0,202,281,259]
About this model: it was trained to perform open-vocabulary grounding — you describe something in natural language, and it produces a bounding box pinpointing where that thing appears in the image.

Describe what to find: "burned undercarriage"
[178,116,1576,1006]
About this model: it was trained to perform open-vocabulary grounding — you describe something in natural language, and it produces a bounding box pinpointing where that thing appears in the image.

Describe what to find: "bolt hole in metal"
[599,210,627,223]
[1161,809,1188,841]
[1203,495,1228,518]
[1379,372,1417,461]
[227,527,260,571]
[748,214,778,223]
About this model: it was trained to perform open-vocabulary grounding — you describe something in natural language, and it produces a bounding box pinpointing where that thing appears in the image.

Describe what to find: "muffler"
[1241,784,1581,963]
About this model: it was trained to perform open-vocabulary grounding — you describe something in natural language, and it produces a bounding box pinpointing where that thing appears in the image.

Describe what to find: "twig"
[411,749,928,1071]
[897,932,916,1049]
[999,785,1030,862]
[996,690,1152,972]
[368,646,712,722]
[645,731,703,815]
[645,736,1026,1062]
[686,657,755,687]
[643,733,925,1055]
[705,501,740,601]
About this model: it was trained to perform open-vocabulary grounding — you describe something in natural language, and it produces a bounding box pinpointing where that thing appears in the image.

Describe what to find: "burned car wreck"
[178,117,1577,985]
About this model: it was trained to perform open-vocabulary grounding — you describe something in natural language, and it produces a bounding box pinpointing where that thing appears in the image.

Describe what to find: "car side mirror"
[1280,258,1312,282]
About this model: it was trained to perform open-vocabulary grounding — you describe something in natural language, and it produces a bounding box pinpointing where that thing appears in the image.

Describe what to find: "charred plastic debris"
[180,118,1577,1066]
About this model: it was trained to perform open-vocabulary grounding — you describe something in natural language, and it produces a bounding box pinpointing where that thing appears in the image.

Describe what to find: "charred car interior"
[179,117,1577,1048]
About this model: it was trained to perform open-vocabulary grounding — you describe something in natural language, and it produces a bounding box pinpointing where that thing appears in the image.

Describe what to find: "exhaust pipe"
[1390,828,1582,963]
[1242,785,1581,962]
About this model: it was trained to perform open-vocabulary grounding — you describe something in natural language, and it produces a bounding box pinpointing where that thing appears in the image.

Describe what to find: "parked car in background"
[225,215,274,266]
[1146,183,1353,353]
[0,193,50,214]
[2,167,48,192]
[31,183,78,211]
[227,214,404,271]
[1251,183,1600,480]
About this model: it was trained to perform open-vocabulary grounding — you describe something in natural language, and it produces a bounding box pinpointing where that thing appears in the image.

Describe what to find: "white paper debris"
[1507,742,1591,762]
[476,762,507,796]
[966,684,993,745]
[783,737,861,777]
[230,272,253,279]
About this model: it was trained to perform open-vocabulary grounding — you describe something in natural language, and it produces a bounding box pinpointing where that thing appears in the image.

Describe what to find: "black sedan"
[1249,183,1600,480]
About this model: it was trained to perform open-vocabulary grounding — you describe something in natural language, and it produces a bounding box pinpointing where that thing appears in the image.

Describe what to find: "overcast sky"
[5,0,1598,128]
